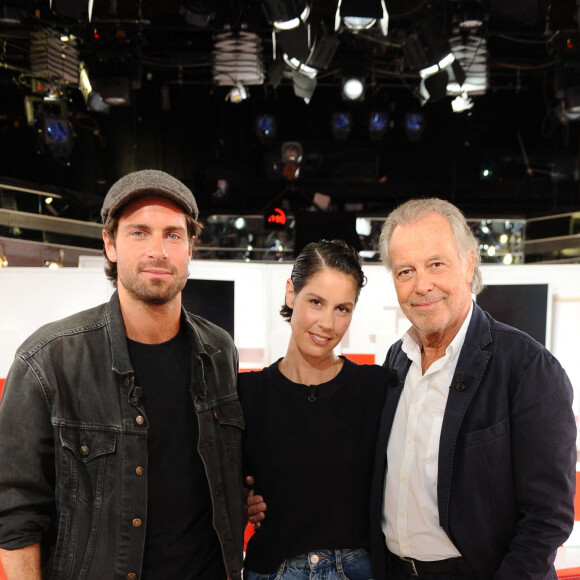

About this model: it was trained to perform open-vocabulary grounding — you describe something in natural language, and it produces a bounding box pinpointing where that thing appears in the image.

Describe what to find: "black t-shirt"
[127,327,226,580]
[238,357,388,573]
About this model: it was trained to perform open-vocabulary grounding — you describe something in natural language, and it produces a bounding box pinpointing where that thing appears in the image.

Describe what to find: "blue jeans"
[244,548,372,580]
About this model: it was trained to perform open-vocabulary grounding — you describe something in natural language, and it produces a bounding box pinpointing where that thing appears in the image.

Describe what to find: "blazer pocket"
[461,420,507,448]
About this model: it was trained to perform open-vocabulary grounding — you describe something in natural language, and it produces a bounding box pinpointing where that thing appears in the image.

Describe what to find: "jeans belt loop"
[401,556,418,576]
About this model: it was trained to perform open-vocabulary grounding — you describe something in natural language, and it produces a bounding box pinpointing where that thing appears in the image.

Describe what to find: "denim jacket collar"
[106,289,223,378]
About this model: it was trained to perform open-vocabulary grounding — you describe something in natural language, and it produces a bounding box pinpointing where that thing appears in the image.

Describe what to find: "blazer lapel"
[437,304,493,531]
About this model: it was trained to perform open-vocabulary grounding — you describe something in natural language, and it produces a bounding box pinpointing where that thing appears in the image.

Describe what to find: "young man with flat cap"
[0,170,245,580]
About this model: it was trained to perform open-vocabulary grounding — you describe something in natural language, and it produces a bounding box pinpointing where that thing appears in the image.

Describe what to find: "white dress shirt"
[383,304,473,561]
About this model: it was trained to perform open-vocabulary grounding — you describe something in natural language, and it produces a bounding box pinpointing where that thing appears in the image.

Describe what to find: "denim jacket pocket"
[213,400,244,465]
[59,427,117,505]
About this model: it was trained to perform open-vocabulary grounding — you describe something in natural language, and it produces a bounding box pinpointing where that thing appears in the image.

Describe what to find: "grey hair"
[378,198,483,295]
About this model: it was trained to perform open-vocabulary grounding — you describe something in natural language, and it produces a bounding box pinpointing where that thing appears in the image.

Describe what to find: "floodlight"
[226,83,249,103]
[368,111,388,140]
[255,114,277,139]
[405,112,425,141]
[79,61,110,113]
[281,141,303,180]
[292,72,317,103]
[335,0,389,36]
[342,77,365,101]
[262,0,310,31]
[331,112,352,140]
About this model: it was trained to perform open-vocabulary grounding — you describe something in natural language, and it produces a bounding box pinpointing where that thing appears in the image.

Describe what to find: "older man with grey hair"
[370,197,576,579]
[0,170,245,580]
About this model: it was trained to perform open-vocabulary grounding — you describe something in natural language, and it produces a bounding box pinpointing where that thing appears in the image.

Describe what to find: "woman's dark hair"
[103,210,202,288]
[280,239,366,322]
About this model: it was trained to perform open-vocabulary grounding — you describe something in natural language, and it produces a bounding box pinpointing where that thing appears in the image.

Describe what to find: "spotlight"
[451,92,473,113]
[335,0,389,36]
[281,141,303,180]
[79,61,110,113]
[27,98,75,162]
[281,141,303,163]
[404,112,425,141]
[226,83,249,103]
[180,1,216,27]
[342,76,365,101]
[368,111,388,140]
[291,72,317,103]
[255,114,277,139]
[262,0,310,31]
[331,112,352,140]
[233,217,246,230]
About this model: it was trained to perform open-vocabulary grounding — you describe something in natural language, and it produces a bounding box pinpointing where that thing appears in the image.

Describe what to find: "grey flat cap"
[101,169,199,225]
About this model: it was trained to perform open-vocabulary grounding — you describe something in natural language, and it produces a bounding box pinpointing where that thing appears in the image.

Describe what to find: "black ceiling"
[0,0,579,228]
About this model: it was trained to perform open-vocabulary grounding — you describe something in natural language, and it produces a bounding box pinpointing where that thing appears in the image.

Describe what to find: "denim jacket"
[0,291,245,580]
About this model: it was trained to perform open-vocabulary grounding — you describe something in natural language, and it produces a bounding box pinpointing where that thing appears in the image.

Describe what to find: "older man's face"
[389,212,474,348]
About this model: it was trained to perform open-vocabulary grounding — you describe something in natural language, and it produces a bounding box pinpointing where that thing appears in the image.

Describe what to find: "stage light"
[26,98,76,162]
[262,0,310,31]
[335,0,389,36]
[342,76,365,101]
[213,30,265,89]
[255,114,277,139]
[226,83,248,103]
[233,217,246,230]
[281,141,303,164]
[405,112,425,141]
[180,1,216,27]
[451,92,473,113]
[281,141,303,180]
[331,112,352,140]
[267,4,337,104]
[368,111,388,140]
[292,72,317,103]
[79,61,110,113]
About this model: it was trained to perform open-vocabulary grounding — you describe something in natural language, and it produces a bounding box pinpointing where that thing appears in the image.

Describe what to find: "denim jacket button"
[132,518,142,528]
[127,573,137,580]
[80,445,89,456]
[310,554,319,564]
[135,466,144,476]
[135,415,145,425]
[123,378,131,387]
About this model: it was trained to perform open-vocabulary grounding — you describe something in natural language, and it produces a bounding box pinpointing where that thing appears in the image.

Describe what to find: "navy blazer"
[370,303,576,580]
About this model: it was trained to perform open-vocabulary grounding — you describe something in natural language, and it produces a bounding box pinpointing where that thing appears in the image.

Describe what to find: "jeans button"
[310,554,319,564]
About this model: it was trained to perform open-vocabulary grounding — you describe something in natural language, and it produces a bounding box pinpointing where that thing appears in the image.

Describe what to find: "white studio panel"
[0,268,113,377]
[479,263,579,396]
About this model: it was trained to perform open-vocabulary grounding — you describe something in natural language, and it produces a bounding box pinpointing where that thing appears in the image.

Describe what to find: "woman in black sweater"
[238,240,388,580]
